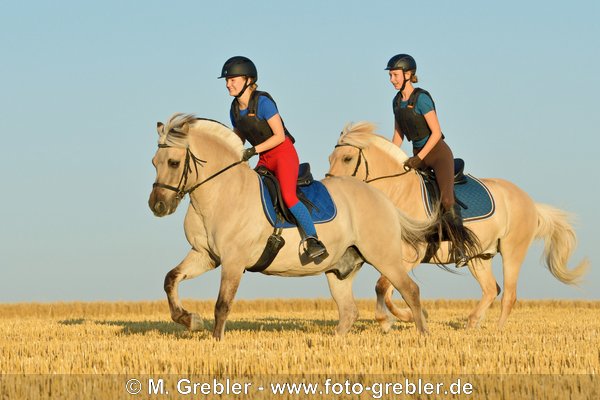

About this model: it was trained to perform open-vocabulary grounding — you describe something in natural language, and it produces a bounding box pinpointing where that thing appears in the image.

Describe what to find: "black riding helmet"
[219,56,258,81]
[385,54,417,72]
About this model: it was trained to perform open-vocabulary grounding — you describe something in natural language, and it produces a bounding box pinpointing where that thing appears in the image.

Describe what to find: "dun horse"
[328,122,588,330]
[149,114,439,339]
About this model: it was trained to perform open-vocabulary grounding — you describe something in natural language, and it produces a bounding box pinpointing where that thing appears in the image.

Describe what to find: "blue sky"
[1,1,598,302]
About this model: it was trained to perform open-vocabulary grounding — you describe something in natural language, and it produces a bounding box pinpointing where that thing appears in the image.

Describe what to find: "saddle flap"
[257,173,337,229]
[255,166,294,223]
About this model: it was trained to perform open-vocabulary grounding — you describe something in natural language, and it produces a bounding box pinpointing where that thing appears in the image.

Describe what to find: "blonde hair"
[409,72,418,83]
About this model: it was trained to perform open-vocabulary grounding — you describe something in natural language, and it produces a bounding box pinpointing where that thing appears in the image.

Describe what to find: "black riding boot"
[443,204,469,267]
[303,236,327,260]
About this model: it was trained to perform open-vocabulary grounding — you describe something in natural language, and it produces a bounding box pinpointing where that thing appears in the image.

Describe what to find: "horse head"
[149,113,243,216]
[327,121,409,182]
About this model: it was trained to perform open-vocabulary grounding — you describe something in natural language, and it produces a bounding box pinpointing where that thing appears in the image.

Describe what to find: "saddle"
[248,163,333,273]
[255,163,317,226]
[419,158,468,210]
[420,158,467,185]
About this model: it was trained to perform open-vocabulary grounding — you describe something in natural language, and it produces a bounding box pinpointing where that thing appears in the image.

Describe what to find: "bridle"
[152,143,244,200]
[326,143,412,183]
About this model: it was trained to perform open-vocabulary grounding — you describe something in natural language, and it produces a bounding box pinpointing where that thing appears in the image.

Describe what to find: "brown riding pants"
[414,139,455,211]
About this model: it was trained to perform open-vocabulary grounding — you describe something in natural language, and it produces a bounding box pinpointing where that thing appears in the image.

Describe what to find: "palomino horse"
[148,114,440,339]
[327,122,588,330]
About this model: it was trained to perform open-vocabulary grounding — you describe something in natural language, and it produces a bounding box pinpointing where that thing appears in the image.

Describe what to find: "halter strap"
[327,143,412,182]
[152,144,243,200]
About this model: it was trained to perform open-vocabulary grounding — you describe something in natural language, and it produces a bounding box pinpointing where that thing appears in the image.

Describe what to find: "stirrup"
[454,249,469,268]
[299,236,327,260]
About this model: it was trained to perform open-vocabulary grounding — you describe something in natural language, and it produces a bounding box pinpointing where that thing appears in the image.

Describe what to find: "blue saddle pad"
[258,176,337,228]
[421,174,495,222]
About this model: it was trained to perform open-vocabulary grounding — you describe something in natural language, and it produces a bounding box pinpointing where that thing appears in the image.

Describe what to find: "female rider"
[219,56,327,260]
[386,54,472,266]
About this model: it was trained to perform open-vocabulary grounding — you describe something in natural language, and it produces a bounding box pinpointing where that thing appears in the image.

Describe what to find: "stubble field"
[1,299,598,399]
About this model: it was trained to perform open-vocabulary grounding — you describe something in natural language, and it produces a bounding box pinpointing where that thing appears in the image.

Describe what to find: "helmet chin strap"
[234,77,252,98]
[399,78,407,95]
[399,70,409,97]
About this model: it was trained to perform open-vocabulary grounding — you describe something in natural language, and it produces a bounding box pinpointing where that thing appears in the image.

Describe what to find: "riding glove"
[242,147,257,161]
[405,155,424,170]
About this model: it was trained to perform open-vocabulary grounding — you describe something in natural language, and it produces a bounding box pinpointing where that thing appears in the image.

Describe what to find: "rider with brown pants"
[386,53,473,267]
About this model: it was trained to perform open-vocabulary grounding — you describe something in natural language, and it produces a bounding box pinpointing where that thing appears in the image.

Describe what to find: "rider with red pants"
[220,56,327,260]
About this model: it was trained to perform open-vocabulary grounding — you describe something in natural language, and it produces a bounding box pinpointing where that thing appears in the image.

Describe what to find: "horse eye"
[168,159,180,168]
[343,156,353,163]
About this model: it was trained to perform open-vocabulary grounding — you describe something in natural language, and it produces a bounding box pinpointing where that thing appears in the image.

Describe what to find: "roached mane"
[157,113,243,155]
[338,121,408,161]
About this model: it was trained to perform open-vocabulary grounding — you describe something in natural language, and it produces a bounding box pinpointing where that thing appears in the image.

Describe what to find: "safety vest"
[230,91,295,147]
[393,88,436,143]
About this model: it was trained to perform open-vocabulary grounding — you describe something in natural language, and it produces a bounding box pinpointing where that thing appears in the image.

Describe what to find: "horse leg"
[466,257,500,328]
[497,239,531,329]
[379,267,428,334]
[164,249,216,330]
[375,275,416,333]
[375,276,396,332]
[325,270,360,335]
[213,267,244,340]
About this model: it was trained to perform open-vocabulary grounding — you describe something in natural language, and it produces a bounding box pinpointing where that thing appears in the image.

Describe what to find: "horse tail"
[396,207,440,261]
[534,203,589,285]
[442,215,482,262]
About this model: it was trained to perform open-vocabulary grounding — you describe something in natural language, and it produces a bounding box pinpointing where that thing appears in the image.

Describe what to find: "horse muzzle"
[148,187,180,217]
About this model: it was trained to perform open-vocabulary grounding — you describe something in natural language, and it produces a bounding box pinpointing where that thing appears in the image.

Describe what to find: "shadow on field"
[59,318,200,338]
[445,319,467,330]
[58,317,388,336]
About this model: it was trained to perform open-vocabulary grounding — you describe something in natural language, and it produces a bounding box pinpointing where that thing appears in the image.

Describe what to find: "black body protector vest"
[230,91,295,147]
[393,88,436,143]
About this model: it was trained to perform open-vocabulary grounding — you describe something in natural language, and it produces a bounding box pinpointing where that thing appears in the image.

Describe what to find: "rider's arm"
[392,120,404,147]
[255,113,285,153]
[415,110,442,159]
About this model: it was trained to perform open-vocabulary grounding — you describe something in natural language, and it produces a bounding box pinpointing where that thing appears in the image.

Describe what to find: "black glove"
[404,155,424,170]
[242,147,257,161]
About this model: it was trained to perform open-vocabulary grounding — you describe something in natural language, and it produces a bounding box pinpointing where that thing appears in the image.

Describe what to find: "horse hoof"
[189,313,204,331]
[380,319,394,333]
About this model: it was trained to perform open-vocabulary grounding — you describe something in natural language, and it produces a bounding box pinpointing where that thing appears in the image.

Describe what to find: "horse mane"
[158,113,243,156]
[338,121,408,162]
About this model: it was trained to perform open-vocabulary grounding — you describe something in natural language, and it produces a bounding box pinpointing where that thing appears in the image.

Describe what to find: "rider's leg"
[420,140,469,267]
[273,140,326,259]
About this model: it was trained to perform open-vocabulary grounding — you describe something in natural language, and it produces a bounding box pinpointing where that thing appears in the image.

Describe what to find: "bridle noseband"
[327,143,412,183]
[152,143,243,200]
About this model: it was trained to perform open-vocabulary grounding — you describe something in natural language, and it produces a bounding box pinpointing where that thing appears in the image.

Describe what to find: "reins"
[152,143,243,200]
[327,143,412,183]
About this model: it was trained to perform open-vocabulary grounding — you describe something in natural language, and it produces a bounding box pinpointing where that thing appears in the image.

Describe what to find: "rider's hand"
[404,155,424,170]
[242,147,257,161]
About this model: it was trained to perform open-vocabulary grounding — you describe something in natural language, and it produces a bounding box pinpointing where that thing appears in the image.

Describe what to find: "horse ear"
[157,122,164,136]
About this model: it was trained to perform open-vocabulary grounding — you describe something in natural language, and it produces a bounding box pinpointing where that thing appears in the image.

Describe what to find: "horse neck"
[186,136,257,216]
[367,148,423,215]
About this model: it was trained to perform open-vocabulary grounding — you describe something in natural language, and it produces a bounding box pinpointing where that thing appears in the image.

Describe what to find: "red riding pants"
[256,137,300,208]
